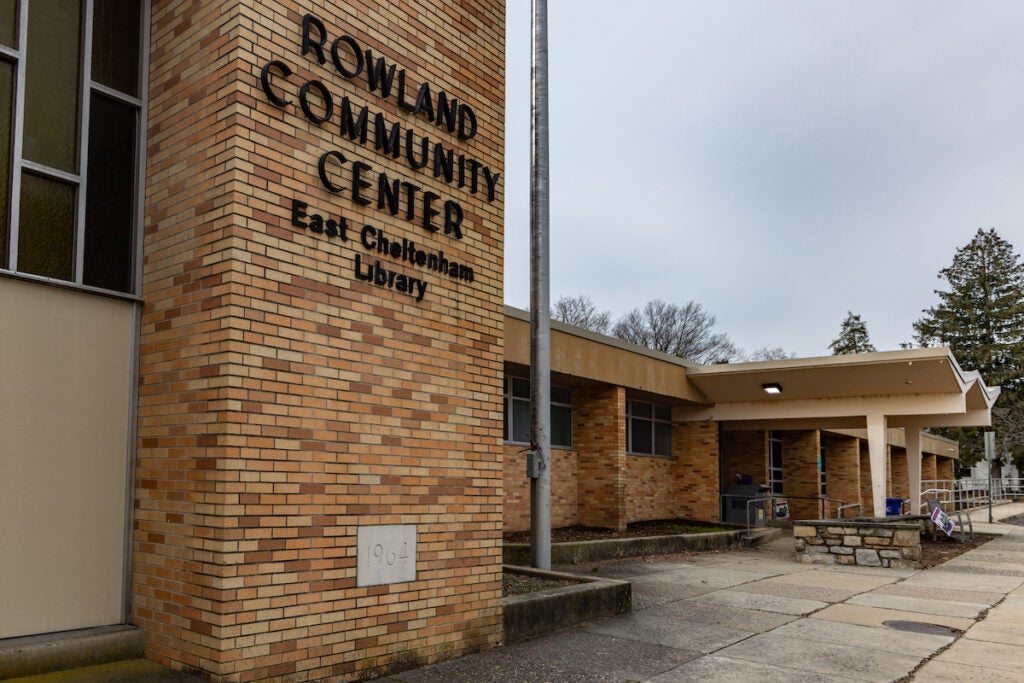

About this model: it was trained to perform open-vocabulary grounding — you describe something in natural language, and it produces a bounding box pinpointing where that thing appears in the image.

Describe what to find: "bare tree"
[550,294,611,334]
[612,299,739,364]
[745,347,795,362]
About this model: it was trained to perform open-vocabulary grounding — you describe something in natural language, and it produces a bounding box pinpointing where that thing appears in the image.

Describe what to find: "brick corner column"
[575,385,627,530]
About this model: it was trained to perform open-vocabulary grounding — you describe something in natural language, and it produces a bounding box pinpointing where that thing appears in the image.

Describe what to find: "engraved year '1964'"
[365,541,410,568]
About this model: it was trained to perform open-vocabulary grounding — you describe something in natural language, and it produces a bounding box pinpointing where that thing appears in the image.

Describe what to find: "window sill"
[0,269,143,303]
[504,440,575,451]
[627,452,676,460]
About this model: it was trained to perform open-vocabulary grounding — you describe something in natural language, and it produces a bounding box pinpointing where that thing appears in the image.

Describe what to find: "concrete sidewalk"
[384,502,1024,682]
[13,503,1024,682]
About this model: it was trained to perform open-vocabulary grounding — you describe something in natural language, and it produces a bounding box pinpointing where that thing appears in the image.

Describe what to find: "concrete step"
[0,625,144,680]
[4,658,208,682]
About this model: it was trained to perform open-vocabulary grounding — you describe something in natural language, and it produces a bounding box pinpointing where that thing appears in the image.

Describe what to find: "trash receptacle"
[885,497,903,516]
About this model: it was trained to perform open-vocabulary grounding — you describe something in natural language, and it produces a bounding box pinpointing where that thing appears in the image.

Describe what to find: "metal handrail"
[742,494,846,537]
[837,502,861,518]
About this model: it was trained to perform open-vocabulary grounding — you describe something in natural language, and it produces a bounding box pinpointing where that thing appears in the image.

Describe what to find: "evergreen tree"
[914,228,1024,390]
[913,229,1024,465]
[829,312,877,355]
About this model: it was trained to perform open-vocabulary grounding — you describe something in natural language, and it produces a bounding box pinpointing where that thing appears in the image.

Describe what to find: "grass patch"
[502,572,574,597]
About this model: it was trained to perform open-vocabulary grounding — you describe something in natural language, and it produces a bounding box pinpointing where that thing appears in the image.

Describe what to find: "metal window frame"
[819,445,827,496]
[768,430,784,494]
[2,0,148,299]
[5,0,27,268]
[626,398,672,457]
[1,0,150,628]
[121,0,151,627]
[503,375,572,448]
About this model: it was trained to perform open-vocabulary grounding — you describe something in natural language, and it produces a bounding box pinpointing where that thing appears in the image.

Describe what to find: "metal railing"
[919,478,1024,513]
[837,502,862,518]
[723,477,1024,535]
[735,494,846,538]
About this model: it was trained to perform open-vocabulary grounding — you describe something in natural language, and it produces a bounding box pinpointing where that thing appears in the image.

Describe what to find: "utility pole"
[985,431,995,523]
[528,0,551,570]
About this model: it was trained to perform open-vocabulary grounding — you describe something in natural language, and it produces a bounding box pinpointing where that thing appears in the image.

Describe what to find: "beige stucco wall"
[0,278,135,638]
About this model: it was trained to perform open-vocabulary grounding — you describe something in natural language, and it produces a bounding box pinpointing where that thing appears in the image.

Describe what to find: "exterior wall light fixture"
[762,383,783,395]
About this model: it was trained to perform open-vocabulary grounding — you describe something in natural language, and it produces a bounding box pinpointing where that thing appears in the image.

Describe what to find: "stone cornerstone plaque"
[357,525,417,587]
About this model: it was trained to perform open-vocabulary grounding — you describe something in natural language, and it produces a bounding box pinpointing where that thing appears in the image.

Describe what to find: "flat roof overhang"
[503,307,999,433]
[825,427,961,459]
[676,347,1000,431]
[504,306,707,404]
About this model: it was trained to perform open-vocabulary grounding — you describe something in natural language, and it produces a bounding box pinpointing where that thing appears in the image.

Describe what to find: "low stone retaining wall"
[502,566,631,644]
[794,519,921,569]
[503,527,778,565]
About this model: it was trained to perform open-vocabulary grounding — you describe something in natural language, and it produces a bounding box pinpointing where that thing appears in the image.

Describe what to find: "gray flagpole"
[529,0,551,570]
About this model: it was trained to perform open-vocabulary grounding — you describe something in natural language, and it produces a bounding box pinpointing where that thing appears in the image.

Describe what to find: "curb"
[502,565,631,644]
[0,626,144,680]
[503,527,779,565]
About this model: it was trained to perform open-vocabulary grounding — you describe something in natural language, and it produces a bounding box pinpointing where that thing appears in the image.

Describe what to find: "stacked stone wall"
[794,521,921,568]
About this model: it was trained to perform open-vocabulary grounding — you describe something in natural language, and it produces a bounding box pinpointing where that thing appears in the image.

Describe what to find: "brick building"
[502,307,993,534]
[0,1,998,682]
[2,1,505,680]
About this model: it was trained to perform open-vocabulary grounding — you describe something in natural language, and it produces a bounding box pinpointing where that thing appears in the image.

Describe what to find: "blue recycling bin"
[885,497,903,516]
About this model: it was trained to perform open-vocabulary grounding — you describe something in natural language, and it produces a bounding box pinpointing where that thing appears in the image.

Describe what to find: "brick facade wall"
[886,448,893,497]
[625,455,678,522]
[720,430,767,489]
[136,2,505,680]
[822,433,860,518]
[781,431,820,520]
[575,386,627,530]
[937,457,955,481]
[672,421,720,522]
[891,449,909,501]
[922,454,937,483]
[623,421,718,523]
[502,445,578,533]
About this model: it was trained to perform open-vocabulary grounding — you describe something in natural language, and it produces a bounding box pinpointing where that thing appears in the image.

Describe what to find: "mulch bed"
[920,533,993,569]
[501,572,575,597]
[503,519,731,545]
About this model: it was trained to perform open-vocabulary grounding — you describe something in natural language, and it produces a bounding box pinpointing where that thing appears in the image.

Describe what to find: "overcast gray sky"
[502,1,1024,360]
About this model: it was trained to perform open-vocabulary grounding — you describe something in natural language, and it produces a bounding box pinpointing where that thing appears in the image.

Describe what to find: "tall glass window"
[769,431,784,494]
[819,445,827,496]
[0,58,12,267]
[0,0,146,294]
[627,399,672,457]
[502,376,572,449]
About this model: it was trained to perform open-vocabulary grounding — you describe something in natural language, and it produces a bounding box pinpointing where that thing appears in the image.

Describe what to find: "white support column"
[866,413,889,517]
[905,427,923,516]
